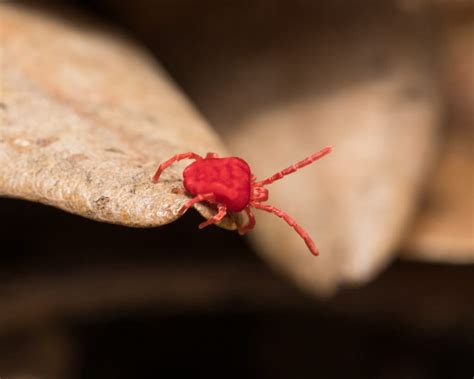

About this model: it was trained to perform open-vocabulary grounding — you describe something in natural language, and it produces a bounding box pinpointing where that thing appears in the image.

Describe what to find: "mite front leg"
[152,152,203,182]
[238,206,256,235]
[257,146,333,186]
[252,203,319,256]
[199,203,227,229]
[178,193,216,216]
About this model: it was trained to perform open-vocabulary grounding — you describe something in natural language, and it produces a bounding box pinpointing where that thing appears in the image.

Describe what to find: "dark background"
[2,198,473,379]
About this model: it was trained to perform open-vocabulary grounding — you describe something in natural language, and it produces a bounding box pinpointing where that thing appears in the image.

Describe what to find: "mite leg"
[205,152,219,158]
[178,193,215,215]
[252,203,319,256]
[257,146,333,186]
[152,152,203,182]
[199,203,227,229]
[238,206,256,235]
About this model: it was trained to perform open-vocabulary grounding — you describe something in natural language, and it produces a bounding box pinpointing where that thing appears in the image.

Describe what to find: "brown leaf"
[402,15,474,262]
[403,123,474,262]
[187,8,442,294]
[0,4,238,230]
[439,13,474,125]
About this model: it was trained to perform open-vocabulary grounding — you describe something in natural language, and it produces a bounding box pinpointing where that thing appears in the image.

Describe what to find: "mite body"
[152,147,333,256]
[183,156,251,212]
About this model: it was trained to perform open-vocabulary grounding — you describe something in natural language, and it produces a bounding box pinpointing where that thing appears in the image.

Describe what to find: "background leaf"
[185,6,442,294]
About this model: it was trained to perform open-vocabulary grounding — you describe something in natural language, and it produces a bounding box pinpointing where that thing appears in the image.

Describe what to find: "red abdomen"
[183,157,251,212]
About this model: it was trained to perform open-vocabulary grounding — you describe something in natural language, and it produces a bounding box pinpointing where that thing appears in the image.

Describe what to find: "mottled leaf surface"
[0,4,237,229]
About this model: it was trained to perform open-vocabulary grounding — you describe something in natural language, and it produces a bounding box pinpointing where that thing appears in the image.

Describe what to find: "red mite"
[152,146,333,256]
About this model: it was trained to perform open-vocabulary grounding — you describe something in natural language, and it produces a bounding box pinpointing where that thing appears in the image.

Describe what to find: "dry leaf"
[403,124,474,262]
[187,8,442,294]
[402,15,474,262]
[439,13,474,125]
[0,3,238,229]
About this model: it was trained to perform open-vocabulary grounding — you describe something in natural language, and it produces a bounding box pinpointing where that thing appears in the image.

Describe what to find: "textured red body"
[152,147,333,256]
[183,157,251,212]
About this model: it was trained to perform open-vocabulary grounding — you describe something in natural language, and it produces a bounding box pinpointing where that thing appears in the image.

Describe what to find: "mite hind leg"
[252,203,319,256]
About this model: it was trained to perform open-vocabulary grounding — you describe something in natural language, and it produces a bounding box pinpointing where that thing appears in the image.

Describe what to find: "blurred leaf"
[188,7,442,294]
[403,123,474,262]
[403,16,474,262]
[439,13,474,125]
[0,4,237,229]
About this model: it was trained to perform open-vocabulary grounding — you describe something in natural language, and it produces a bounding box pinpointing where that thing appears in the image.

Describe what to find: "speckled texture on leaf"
[0,4,238,230]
